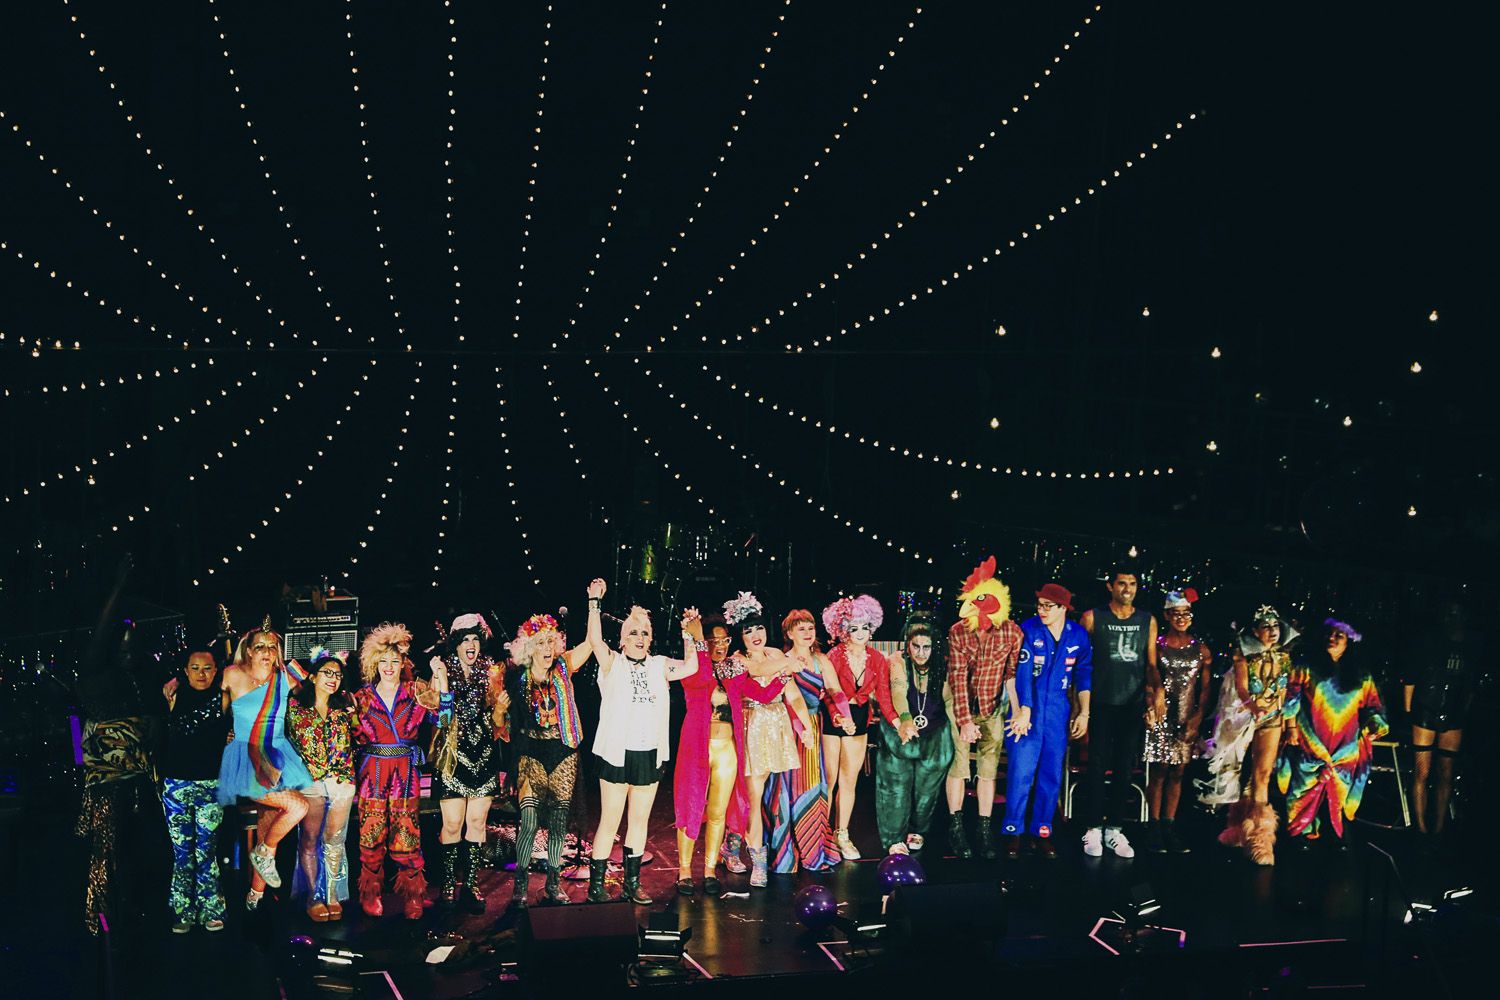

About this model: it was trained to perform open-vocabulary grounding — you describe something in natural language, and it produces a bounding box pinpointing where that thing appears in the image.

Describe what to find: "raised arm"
[585,578,615,683]
[664,609,703,681]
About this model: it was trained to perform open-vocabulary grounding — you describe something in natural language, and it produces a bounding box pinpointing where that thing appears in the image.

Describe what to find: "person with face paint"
[1201,605,1298,866]
[1278,620,1388,847]
[496,590,600,908]
[217,620,315,910]
[946,558,1025,859]
[1000,584,1092,857]
[286,649,357,921]
[672,612,794,894]
[352,623,450,918]
[428,613,504,913]
[875,613,956,855]
[764,609,843,874]
[1142,590,1212,853]
[160,648,229,932]
[721,593,817,888]
[819,594,899,861]
[586,585,703,904]
[1078,566,1163,859]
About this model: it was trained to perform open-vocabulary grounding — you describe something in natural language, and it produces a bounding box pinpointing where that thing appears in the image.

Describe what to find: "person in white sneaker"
[1078,567,1163,859]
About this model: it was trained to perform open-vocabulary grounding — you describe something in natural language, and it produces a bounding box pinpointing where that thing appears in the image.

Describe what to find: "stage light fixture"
[638,912,693,961]
[1443,887,1474,900]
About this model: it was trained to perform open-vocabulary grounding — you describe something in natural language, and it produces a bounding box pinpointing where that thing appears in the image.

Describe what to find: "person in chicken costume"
[944,557,1025,859]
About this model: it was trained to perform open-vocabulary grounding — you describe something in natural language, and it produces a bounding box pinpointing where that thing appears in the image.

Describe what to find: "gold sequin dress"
[742,678,801,776]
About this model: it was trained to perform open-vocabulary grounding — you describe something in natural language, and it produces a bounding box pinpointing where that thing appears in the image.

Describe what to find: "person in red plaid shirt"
[944,558,1024,859]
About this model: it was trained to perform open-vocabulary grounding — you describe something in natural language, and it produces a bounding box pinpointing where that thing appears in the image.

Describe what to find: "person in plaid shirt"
[944,557,1024,860]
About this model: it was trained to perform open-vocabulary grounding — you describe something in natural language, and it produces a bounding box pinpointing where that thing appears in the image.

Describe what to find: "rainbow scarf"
[247,659,309,786]
[550,660,583,750]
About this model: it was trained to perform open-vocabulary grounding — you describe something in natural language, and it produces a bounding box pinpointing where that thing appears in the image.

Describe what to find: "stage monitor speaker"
[522,899,637,974]
[885,881,1008,957]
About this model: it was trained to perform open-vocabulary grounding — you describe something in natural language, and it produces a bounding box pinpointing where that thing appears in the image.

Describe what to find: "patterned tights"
[249,790,309,893]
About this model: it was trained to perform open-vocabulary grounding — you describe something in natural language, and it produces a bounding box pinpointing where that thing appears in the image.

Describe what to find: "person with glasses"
[1278,619,1387,849]
[875,613,956,856]
[946,557,1025,859]
[671,612,791,895]
[286,649,357,920]
[819,594,900,861]
[1142,591,1212,852]
[1000,584,1092,858]
[1077,566,1163,859]
[217,621,315,910]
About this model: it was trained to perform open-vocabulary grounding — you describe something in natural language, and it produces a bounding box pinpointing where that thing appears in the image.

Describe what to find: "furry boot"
[1245,803,1278,866]
[1218,798,1250,848]
[358,861,384,917]
[394,868,428,920]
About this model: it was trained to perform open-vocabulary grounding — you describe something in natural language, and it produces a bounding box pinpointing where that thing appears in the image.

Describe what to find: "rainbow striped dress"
[764,667,842,872]
[218,669,315,803]
[1276,667,1388,837]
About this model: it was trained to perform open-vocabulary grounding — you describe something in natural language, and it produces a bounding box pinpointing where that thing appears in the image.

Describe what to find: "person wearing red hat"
[999,584,1092,857]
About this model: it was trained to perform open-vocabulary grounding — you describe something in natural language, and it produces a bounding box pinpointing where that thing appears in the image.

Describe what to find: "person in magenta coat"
[672,613,787,896]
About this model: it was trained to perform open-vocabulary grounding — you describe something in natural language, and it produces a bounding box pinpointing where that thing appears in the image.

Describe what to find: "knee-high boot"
[438,841,461,908]
[586,856,610,903]
[460,841,487,914]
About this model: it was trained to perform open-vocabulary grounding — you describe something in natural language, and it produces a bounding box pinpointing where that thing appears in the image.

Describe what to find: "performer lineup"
[117,557,1462,933]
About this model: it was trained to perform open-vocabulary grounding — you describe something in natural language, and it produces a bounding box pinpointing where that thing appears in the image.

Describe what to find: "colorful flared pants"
[163,778,226,923]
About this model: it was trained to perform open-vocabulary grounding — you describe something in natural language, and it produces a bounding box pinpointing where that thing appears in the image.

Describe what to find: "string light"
[1141,306,1150,317]
[1408,506,1418,517]
[513,9,554,340]
[1211,346,1221,358]
[434,361,458,588]
[1428,311,1438,322]
[345,0,403,343]
[50,3,311,348]
[351,360,416,573]
[588,359,933,563]
[725,8,1102,348]
[561,3,671,345]
[492,365,536,582]
[208,377,358,583]
[678,365,1168,480]
[599,2,919,349]
[434,2,463,588]
[1206,441,1218,452]
[206,0,364,346]
[785,112,1197,352]
[1342,415,1352,427]
[1410,362,1421,373]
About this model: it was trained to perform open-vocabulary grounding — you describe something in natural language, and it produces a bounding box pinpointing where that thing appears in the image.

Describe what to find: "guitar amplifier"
[280,591,359,661]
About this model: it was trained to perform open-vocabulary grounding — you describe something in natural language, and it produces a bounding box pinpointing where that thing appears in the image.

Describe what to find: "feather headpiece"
[1324,618,1363,643]
[450,613,492,639]
[1164,588,1200,609]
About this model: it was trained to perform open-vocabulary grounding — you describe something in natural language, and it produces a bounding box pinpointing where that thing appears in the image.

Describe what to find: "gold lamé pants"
[679,724,738,876]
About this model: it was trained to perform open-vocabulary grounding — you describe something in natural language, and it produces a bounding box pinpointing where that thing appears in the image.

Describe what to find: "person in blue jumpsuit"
[1000,584,1092,857]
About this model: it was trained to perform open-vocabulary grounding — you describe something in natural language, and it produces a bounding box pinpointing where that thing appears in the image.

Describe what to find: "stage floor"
[6,771,1490,998]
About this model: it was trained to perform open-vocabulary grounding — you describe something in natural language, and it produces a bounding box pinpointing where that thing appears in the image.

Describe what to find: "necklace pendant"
[913,713,929,730]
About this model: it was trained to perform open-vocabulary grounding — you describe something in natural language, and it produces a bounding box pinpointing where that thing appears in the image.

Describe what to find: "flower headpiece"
[723,592,763,628]
[308,646,347,669]
[520,614,558,637]
[450,613,492,639]
[822,594,884,641]
[1324,618,1363,643]
[1252,604,1280,625]
[1164,588,1199,610]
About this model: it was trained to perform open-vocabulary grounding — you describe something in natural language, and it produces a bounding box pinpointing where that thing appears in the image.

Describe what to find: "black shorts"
[595,749,664,786]
[1413,711,1465,735]
[820,698,871,737]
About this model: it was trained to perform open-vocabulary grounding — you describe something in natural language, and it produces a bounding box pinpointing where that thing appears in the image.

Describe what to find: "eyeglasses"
[317,669,343,681]
[1036,602,1061,612]
[709,637,733,646]
[1165,609,1194,617]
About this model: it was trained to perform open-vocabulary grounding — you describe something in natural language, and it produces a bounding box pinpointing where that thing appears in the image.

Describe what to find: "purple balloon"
[794,883,839,930]
[876,853,926,894]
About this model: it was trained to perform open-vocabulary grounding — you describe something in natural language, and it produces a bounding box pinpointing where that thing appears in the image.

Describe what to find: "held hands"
[840,716,857,736]
[959,721,981,745]
[798,726,816,749]
[680,607,703,641]
[1068,712,1089,740]
[1005,706,1032,739]
[897,719,919,744]
[587,578,607,600]
[428,656,449,693]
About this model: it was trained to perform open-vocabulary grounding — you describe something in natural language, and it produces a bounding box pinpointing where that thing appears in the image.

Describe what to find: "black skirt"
[594,749,664,786]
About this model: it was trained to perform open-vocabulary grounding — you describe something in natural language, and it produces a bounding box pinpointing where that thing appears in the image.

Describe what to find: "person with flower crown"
[1200,604,1298,866]
[1278,618,1388,847]
[493,584,603,908]
[1142,590,1212,853]
[427,612,504,914]
[584,584,704,905]
[352,623,450,918]
[819,593,900,860]
[723,592,817,888]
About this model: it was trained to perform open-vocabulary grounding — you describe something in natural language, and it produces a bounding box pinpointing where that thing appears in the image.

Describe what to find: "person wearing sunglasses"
[1142,591,1212,853]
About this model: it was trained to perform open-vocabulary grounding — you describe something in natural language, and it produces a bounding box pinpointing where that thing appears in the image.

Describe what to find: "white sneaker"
[1104,828,1135,858]
[170,920,192,934]
[906,833,925,851]
[835,829,861,860]
[1082,827,1104,857]
[887,842,909,855]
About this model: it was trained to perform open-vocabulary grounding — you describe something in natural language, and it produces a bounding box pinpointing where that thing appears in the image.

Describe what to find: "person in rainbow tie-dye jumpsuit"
[1278,618,1388,843]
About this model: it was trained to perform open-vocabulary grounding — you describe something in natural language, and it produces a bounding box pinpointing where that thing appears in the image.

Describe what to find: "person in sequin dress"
[724,593,815,888]
[429,613,504,914]
[1142,590,1211,853]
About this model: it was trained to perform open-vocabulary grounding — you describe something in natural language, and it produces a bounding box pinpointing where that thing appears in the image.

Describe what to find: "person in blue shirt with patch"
[999,584,1092,858]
